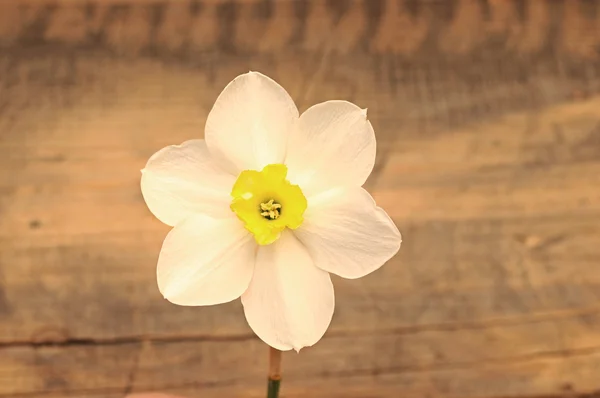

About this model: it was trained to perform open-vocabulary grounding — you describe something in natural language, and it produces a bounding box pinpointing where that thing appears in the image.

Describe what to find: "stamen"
[260,199,282,220]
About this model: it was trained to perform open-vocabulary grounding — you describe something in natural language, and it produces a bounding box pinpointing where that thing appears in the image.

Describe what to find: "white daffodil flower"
[141,72,401,351]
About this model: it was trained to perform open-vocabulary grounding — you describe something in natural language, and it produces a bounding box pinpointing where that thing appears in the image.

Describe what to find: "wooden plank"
[1,0,600,397]
[0,0,599,128]
[2,96,599,244]
[2,213,600,342]
[3,323,600,397]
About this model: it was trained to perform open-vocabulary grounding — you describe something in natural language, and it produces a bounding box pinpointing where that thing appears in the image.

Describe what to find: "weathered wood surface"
[1,0,600,397]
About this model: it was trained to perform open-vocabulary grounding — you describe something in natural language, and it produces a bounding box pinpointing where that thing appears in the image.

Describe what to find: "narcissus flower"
[141,72,401,351]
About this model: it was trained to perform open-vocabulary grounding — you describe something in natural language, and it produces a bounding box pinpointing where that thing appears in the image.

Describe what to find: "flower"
[141,72,401,351]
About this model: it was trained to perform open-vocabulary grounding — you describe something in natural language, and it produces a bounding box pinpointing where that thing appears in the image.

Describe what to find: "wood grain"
[1,0,600,397]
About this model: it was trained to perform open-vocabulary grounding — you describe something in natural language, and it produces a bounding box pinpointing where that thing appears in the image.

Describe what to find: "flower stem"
[267,347,282,398]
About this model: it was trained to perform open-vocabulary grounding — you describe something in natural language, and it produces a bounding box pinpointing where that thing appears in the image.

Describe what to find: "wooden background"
[1,0,600,397]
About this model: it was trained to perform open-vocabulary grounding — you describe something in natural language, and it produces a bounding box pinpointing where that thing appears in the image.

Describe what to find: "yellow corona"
[230,164,307,245]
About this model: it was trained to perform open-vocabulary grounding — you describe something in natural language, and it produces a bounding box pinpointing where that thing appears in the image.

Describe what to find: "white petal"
[241,231,334,351]
[285,100,376,197]
[157,214,256,306]
[295,187,401,279]
[205,72,299,173]
[141,140,235,226]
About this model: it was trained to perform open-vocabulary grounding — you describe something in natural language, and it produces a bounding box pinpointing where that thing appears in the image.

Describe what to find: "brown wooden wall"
[1,0,600,397]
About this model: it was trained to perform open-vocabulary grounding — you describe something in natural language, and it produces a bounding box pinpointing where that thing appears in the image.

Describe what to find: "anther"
[260,199,281,220]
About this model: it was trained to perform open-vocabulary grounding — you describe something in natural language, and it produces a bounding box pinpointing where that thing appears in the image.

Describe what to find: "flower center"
[260,199,282,220]
[230,164,307,246]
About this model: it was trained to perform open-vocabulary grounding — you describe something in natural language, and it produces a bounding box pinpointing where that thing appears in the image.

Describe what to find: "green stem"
[267,377,281,398]
[267,347,282,398]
